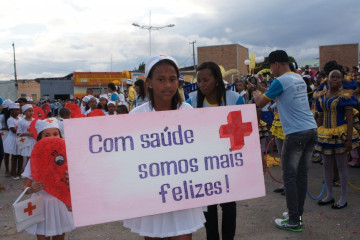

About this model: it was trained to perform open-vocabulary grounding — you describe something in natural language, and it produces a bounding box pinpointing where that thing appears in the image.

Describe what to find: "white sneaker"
[282,212,303,225]
[12,176,20,180]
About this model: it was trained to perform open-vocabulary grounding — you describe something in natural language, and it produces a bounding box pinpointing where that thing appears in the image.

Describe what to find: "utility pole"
[12,43,18,89]
[111,54,113,72]
[189,41,196,70]
[132,12,175,56]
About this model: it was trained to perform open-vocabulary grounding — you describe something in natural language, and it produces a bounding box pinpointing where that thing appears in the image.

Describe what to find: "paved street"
[1,161,359,240]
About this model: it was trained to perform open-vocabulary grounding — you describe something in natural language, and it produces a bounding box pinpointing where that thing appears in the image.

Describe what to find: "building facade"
[319,43,359,71]
[73,71,143,98]
[39,74,74,101]
[197,44,249,83]
[17,80,41,102]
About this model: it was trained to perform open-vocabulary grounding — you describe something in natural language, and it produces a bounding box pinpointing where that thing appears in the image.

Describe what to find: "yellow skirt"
[315,124,360,155]
[259,120,269,138]
[270,113,285,140]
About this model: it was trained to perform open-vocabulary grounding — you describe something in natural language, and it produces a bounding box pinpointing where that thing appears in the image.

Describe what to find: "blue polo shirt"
[264,72,316,135]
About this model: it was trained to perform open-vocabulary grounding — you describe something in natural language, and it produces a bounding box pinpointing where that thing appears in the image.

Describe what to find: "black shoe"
[332,202,347,209]
[274,187,284,193]
[281,191,286,196]
[318,199,335,206]
[312,154,321,163]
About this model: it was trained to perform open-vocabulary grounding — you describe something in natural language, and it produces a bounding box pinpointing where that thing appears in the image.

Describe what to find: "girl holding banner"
[186,61,244,240]
[123,55,206,239]
[22,118,75,240]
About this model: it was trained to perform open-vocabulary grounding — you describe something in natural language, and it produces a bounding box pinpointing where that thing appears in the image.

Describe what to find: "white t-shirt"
[7,116,22,137]
[130,101,192,114]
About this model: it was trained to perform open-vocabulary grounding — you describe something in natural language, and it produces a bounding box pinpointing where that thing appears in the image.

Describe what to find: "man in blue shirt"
[252,50,317,232]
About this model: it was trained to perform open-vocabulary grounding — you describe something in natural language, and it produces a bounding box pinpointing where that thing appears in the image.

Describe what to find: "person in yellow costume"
[126,79,137,110]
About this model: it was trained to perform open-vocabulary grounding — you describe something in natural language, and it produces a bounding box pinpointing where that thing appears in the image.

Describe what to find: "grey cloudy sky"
[0,0,359,80]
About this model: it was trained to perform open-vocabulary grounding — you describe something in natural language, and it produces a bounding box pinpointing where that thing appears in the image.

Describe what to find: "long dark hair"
[196,62,226,108]
[147,59,182,110]
[135,79,146,100]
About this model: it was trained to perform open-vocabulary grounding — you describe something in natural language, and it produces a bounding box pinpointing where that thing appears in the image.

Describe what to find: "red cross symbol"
[219,111,253,150]
[20,137,25,143]
[24,202,37,216]
[45,119,53,123]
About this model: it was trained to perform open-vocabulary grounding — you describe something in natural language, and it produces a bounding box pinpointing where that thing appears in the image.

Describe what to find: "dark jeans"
[281,128,317,224]
[204,202,236,240]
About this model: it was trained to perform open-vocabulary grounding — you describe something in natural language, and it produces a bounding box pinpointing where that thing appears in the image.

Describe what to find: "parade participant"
[126,79,137,110]
[123,55,205,240]
[80,96,90,115]
[108,83,121,105]
[1,99,12,176]
[252,50,317,232]
[116,104,129,115]
[18,104,36,171]
[178,76,186,101]
[58,107,71,137]
[107,101,116,115]
[187,62,244,108]
[97,94,109,114]
[235,79,248,103]
[134,79,149,107]
[115,85,126,103]
[3,103,23,180]
[315,70,359,209]
[270,104,286,195]
[17,98,28,118]
[85,97,97,116]
[187,61,243,240]
[0,97,4,189]
[22,118,75,239]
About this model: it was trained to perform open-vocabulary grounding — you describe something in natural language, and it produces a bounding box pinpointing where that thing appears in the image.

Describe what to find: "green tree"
[133,62,145,72]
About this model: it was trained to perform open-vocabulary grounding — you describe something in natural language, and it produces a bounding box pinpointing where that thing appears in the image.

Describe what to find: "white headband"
[22,104,33,113]
[9,102,20,109]
[145,55,178,78]
[35,118,60,134]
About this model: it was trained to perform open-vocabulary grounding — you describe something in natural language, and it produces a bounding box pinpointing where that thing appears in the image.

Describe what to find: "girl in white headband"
[3,103,23,179]
[22,118,75,239]
[18,104,36,170]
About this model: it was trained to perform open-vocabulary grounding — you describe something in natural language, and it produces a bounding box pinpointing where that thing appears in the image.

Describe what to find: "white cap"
[3,99,13,108]
[99,94,108,99]
[9,102,20,109]
[22,104,33,113]
[145,55,178,78]
[107,101,116,106]
[26,97,33,102]
[126,79,133,85]
[118,101,129,109]
[82,96,90,103]
[35,118,59,134]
